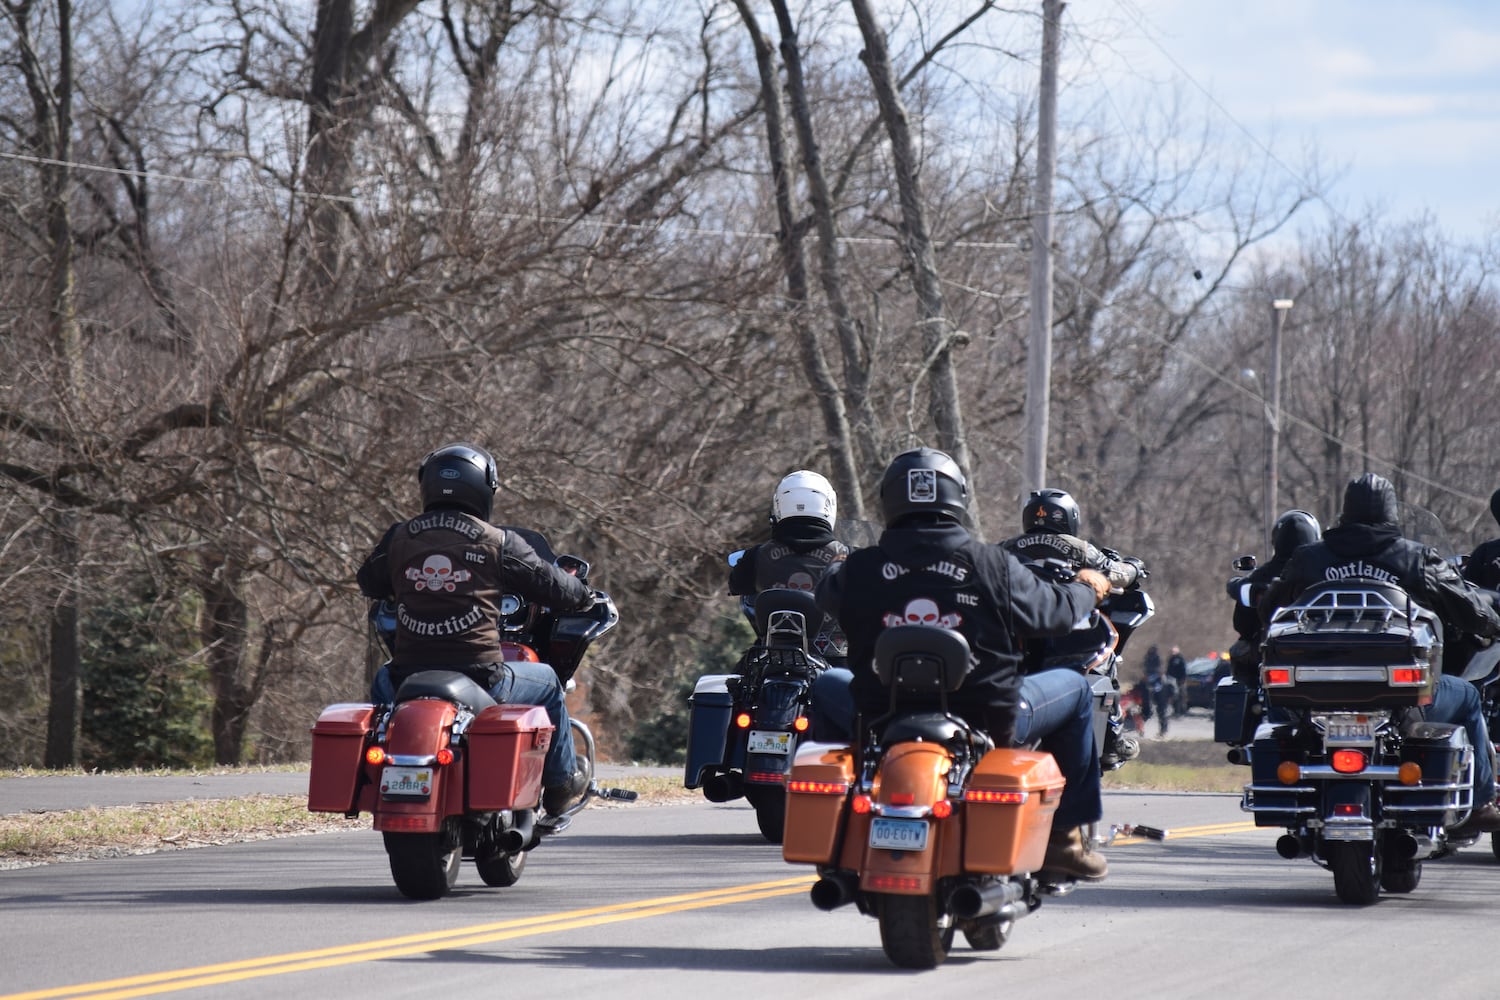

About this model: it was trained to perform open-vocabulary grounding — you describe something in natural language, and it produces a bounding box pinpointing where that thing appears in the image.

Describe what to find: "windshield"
[1397,503,1455,560]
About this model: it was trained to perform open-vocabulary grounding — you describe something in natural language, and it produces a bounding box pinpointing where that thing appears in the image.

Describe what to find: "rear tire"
[1328,841,1381,906]
[745,785,787,844]
[877,893,953,969]
[384,818,462,900]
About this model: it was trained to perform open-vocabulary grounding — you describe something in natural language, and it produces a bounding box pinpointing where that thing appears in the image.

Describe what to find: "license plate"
[747,730,793,755]
[869,816,930,852]
[1321,714,1375,744]
[380,765,434,798]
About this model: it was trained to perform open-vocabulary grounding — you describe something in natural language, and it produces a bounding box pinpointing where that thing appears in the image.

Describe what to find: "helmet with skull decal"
[418,443,499,521]
[878,448,969,527]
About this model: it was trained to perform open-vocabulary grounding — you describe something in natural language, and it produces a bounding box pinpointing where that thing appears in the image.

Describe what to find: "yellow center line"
[6,824,1261,1000]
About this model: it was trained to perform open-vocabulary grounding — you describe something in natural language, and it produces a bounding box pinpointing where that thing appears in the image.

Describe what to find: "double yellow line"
[2,877,814,1000]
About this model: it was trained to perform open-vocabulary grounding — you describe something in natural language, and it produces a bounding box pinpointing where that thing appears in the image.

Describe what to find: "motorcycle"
[1224,572,1473,904]
[307,531,633,899]
[685,586,837,843]
[781,624,1066,969]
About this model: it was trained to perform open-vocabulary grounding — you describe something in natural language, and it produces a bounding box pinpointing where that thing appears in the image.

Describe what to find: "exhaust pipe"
[702,771,744,803]
[810,872,859,911]
[1393,831,1433,861]
[1275,834,1302,859]
[948,879,1025,921]
[498,810,537,853]
[1226,747,1250,766]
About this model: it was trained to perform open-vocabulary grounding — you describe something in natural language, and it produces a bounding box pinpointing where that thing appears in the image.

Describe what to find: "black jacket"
[1464,538,1500,592]
[814,519,1097,741]
[1260,521,1500,644]
[357,511,592,670]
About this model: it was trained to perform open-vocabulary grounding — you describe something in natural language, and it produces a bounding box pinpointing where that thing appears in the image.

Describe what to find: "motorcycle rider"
[357,442,594,817]
[728,469,850,662]
[1225,509,1322,682]
[1260,473,1500,838]
[1003,487,1146,592]
[813,448,1116,881]
[1462,487,1500,591]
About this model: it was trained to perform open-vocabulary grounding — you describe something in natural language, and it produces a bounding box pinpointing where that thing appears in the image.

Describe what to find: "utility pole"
[1022,0,1063,498]
[1264,299,1293,552]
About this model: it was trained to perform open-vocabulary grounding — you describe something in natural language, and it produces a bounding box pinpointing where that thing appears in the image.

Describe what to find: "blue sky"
[1081,0,1500,243]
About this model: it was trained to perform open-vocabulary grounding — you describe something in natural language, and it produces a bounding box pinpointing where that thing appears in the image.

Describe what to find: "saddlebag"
[308,703,378,813]
[467,705,553,811]
[1388,722,1471,824]
[1214,678,1259,745]
[963,749,1065,874]
[684,674,738,788]
[782,742,855,865]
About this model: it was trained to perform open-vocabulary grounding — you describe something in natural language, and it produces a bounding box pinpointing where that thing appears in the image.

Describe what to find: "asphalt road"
[4,780,1499,999]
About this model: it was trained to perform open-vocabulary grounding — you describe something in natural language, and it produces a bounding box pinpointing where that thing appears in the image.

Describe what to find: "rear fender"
[372,698,464,831]
[858,742,961,894]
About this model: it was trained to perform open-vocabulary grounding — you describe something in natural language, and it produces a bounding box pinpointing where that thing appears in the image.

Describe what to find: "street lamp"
[1264,298,1294,552]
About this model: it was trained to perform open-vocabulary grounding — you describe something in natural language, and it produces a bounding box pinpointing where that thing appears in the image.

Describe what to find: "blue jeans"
[809,665,1101,828]
[1421,674,1496,802]
[371,662,578,788]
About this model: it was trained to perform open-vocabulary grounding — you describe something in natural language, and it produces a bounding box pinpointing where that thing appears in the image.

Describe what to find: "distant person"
[1166,646,1187,715]
[1142,644,1162,681]
[1463,487,1500,592]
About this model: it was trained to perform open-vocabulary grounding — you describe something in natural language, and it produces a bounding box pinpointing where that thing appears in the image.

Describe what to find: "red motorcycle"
[308,543,630,899]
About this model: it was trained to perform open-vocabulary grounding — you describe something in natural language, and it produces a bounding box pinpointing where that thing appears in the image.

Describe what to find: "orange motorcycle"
[308,545,631,899]
[782,625,1067,968]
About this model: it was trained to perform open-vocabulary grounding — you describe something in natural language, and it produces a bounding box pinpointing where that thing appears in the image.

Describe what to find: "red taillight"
[930,799,954,819]
[867,875,922,891]
[1391,667,1425,685]
[964,789,1027,804]
[889,792,915,806]
[746,770,785,785]
[435,747,455,766]
[1331,750,1367,774]
[735,713,752,729]
[1264,667,1293,687]
[793,716,810,733]
[786,779,849,795]
[851,795,873,814]
[1332,803,1364,818]
[365,746,386,766]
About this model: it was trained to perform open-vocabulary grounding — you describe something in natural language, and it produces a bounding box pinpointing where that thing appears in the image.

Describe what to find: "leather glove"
[1075,568,1113,604]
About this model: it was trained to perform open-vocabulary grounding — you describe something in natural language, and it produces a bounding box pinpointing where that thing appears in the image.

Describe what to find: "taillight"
[888,792,915,806]
[365,746,386,766]
[930,799,954,819]
[786,779,849,795]
[435,747,455,766]
[964,789,1027,804]
[1331,750,1367,774]
[1390,667,1426,685]
[1264,667,1293,687]
[851,795,873,814]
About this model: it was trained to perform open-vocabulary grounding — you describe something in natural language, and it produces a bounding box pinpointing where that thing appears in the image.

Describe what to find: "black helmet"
[878,448,968,526]
[1339,473,1398,527]
[1023,488,1080,535]
[418,443,498,520]
[1271,509,1321,560]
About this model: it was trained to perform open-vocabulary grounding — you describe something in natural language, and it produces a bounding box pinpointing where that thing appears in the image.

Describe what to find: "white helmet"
[772,470,837,527]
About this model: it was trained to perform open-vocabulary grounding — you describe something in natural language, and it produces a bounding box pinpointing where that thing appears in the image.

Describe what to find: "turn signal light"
[735,713,752,729]
[787,779,849,795]
[964,789,1028,804]
[435,748,455,766]
[793,716,810,733]
[1331,750,1367,774]
[365,746,386,766]
[1277,761,1301,785]
[851,795,873,814]
[867,875,923,891]
[930,799,954,819]
[1398,762,1423,785]
[1264,668,1293,687]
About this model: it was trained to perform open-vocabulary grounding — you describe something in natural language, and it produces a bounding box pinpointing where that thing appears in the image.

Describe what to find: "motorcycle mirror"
[1232,554,1257,572]
[556,554,590,581]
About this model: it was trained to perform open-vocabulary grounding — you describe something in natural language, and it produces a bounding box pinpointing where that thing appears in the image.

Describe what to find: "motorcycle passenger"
[813,448,1116,880]
[357,442,594,817]
[1225,509,1322,683]
[1259,473,1500,838]
[1003,487,1146,592]
[728,469,850,659]
[1461,487,1500,591]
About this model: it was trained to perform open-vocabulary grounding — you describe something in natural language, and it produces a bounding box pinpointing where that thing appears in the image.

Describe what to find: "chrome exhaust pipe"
[702,771,744,803]
[498,810,536,853]
[1393,831,1433,861]
[948,879,1025,920]
[810,872,859,911]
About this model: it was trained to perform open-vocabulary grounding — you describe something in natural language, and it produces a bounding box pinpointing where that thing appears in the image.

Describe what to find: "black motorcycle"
[685,587,837,842]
